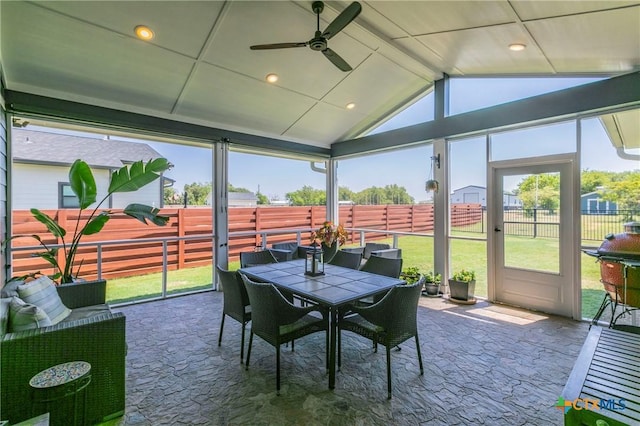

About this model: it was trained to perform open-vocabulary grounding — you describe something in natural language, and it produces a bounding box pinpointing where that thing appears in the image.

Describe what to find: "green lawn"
[106,235,605,318]
[106,266,214,304]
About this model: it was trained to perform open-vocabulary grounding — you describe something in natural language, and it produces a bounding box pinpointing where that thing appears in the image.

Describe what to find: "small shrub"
[424,271,442,283]
[451,269,476,283]
[400,266,422,284]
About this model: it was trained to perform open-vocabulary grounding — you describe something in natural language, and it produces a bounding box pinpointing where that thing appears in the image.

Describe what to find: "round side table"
[29,361,91,426]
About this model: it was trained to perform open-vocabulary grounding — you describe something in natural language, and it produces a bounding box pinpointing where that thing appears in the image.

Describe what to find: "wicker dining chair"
[358,256,404,305]
[216,265,251,362]
[363,242,391,260]
[359,256,403,278]
[328,250,362,270]
[239,250,278,268]
[240,274,328,395]
[338,279,425,399]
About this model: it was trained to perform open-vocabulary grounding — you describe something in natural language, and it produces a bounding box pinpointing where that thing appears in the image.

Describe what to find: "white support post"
[433,138,449,285]
[433,75,450,285]
[213,140,229,289]
[326,159,338,223]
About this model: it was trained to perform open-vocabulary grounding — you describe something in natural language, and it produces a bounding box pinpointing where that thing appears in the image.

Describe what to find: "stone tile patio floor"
[111,291,591,425]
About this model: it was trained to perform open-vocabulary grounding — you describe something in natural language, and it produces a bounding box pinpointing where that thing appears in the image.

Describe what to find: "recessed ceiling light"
[509,43,526,51]
[346,102,356,110]
[266,73,279,83]
[134,25,154,41]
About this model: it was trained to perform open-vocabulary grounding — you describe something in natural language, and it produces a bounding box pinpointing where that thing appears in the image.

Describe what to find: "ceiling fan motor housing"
[309,36,327,51]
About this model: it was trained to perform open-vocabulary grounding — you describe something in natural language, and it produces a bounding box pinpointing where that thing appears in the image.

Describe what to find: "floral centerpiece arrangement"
[311,221,348,247]
[311,221,348,262]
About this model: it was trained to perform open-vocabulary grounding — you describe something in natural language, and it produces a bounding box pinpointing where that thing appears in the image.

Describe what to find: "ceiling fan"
[250,1,362,72]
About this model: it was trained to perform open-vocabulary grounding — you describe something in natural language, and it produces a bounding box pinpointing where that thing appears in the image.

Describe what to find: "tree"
[515,174,560,211]
[184,182,211,205]
[163,187,181,205]
[286,186,326,206]
[339,186,355,201]
[599,170,640,216]
[256,191,269,205]
[581,170,616,194]
[383,184,414,204]
[353,187,386,205]
[228,183,250,193]
[351,185,414,205]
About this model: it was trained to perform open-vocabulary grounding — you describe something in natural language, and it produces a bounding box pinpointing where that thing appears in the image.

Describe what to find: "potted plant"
[400,266,422,285]
[449,268,476,302]
[423,271,442,296]
[311,221,348,263]
[6,158,171,284]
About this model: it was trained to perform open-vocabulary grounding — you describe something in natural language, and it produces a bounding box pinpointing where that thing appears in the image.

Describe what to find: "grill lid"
[597,222,640,260]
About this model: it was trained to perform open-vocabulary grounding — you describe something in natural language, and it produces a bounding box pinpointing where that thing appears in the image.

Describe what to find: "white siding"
[112,182,161,208]
[12,164,110,210]
[451,186,487,207]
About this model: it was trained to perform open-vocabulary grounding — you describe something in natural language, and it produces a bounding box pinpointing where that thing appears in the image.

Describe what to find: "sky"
[26,77,638,202]
[144,78,638,201]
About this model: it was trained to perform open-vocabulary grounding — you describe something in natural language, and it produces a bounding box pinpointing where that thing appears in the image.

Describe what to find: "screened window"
[59,183,80,208]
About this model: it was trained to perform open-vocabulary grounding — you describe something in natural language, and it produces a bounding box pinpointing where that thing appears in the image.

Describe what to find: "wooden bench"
[562,326,640,425]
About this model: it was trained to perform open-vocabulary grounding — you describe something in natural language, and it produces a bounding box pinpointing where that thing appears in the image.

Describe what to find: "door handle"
[495,227,502,232]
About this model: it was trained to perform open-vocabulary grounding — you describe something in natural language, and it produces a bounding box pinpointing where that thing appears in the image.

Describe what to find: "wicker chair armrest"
[370,248,402,259]
[268,248,294,262]
[1,312,126,424]
[56,280,107,308]
[2,311,124,342]
[343,293,391,324]
[273,291,328,324]
[341,246,365,256]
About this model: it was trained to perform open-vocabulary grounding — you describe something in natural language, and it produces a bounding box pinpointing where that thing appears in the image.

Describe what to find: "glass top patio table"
[239,259,405,389]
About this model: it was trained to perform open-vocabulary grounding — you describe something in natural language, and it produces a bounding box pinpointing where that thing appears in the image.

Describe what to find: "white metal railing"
[8,227,435,305]
[9,234,216,304]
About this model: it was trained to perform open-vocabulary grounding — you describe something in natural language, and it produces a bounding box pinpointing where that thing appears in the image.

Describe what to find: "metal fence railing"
[580,209,638,240]
[450,208,638,240]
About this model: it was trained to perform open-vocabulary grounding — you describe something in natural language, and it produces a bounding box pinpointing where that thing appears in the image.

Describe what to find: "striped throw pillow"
[18,276,71,325]
[9,296,53,332]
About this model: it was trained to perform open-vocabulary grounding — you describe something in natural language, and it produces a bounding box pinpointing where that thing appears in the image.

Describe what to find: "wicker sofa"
[0,280,126,424]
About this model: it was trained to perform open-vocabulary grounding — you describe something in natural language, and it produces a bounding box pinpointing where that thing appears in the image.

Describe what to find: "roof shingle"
[12,129,163,168]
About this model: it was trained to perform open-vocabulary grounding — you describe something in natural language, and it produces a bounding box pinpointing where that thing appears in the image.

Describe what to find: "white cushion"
[1,280,23,298]
[18,276,71,325]
[8,297,53,332]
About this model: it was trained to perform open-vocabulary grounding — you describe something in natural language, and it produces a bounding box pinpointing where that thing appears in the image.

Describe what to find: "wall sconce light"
[425,153,440,193]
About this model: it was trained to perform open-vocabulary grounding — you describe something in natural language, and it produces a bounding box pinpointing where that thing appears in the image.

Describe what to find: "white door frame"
[487,153,580,319]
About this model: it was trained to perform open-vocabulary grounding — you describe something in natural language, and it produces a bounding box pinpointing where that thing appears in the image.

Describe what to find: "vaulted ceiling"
[1,1,639,150]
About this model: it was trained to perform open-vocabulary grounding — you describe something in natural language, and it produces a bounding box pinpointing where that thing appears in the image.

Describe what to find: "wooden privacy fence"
[9,204,481,280]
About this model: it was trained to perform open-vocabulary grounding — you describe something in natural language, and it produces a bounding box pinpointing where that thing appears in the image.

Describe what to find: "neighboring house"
[450,185,522,209]
[206,191,258,207]
[450,185,486,207]
[228,192,257,207]
[581,191,618,214]
[12,129,168,210]
[270,199,292,207]
[503,192,523,210]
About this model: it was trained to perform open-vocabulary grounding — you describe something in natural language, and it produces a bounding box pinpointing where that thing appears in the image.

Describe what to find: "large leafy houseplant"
[8,158,171,283]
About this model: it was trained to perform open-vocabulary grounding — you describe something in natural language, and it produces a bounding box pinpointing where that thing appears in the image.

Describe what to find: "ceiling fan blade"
[250,42,307,50]
[321,2,362,40]
[322,48,352,72]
